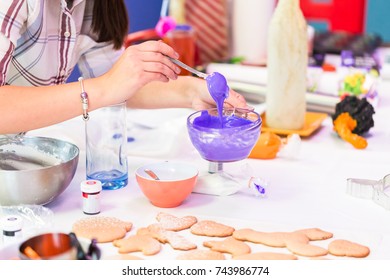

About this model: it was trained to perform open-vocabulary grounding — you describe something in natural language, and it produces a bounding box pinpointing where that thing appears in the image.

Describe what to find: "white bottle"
[231,0,275,65]
[266,0,308,130]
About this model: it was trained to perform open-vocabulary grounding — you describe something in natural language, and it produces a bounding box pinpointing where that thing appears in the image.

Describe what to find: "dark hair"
[91,0,129,50]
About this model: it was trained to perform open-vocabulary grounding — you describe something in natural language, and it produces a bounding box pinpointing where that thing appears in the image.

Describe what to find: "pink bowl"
[135,161,198,208]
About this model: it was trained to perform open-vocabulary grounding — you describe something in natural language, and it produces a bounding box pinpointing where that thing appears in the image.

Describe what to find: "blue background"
[126,0,162,32]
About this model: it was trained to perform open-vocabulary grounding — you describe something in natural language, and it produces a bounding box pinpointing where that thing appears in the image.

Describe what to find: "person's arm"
[126,75,248,110]
[0,41,181,134]
[0,79,102,134]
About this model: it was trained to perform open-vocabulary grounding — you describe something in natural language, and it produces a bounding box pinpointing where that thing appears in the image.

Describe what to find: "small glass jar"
[80,180,102,215]
[163,24,196,76]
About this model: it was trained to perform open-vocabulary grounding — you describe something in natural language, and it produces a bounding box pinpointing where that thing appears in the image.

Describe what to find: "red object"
[124,29,160,48]
[300,0,366,34]
[163,26,196,76]
[321,62,336,72]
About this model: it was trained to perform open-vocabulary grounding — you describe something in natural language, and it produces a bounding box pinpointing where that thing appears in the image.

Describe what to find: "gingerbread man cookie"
[191,220,235,237]
[156,212,198,231]
[113,235,161,255]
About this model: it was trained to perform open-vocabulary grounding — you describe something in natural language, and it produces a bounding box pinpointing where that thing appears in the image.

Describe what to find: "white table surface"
[2,80,390,260]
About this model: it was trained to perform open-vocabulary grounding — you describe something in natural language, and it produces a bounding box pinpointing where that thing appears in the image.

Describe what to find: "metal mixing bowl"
[0,136,79,206]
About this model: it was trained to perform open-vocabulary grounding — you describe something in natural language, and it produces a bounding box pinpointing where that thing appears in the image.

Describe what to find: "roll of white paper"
[231,0,276,65]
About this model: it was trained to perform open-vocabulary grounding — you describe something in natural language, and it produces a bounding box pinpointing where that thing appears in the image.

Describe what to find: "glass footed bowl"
[187,108,262,163]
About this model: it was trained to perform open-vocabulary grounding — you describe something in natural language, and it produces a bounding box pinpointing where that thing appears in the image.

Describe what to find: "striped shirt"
[0,0,123,86]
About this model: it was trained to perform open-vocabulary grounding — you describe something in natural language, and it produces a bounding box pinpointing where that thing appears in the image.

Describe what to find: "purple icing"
[192,110,253,129]
[206,72,229,125]
[187,72,261,162]
[206,72,229,103]
[187,108,261,162]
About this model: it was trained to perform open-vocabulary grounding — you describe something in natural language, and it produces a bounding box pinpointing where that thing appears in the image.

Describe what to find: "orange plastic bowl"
[249,132,282,159]
[135,161,198,208]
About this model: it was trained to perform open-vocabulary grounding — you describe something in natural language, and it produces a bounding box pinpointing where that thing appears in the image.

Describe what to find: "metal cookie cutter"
[347,174,390,210]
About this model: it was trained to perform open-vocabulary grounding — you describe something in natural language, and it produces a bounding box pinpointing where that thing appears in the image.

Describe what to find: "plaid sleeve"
[75,0,123,79]
[0,0,27,85]
[77,40,123,79]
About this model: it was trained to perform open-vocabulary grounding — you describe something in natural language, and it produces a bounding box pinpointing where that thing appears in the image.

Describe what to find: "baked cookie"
[295,228,333,241]
[176,249,226,260]
[190,220,235,237]
[232,229,289,247]
[104,254,144,260]
[203,237,251,257]
[285,240,328,257]
[137,224,197,251]
[156,212,198,231]
[328,239,370,258]
[72,216,132,243]
[284,231,328,257]
[113,235,161,255]
[233,252,298,260]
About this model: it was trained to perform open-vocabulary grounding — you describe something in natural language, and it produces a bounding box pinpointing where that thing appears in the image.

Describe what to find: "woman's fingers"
[135,40,179,59]
[129,42,181,80]
[142,62,178,80]
[140,53,181,78]
[224,89,248,109]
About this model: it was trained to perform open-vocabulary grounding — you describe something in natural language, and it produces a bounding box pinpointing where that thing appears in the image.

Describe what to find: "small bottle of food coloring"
[80,180,102,215]
[1,215,23,245]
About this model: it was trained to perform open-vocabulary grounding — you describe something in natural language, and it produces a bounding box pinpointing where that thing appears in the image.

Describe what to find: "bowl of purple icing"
[187,108,262,162]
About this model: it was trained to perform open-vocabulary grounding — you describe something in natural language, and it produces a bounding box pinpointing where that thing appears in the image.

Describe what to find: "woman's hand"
[188,76,249,111]
[99,40,181,105]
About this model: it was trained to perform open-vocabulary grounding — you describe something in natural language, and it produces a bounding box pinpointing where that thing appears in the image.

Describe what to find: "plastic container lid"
[1,215,23,232]
[174,24,192,32]
[80,180,102,193]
